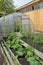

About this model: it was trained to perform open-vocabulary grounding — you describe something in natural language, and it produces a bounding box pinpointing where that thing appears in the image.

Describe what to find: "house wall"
[16,1,43,32]
[24,8,43,32]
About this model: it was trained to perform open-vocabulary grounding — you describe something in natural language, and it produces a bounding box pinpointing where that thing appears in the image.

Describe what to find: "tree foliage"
[0,0,15,16]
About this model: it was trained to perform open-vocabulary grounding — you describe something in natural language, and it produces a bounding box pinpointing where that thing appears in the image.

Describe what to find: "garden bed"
[11,48,29,65]
[22,37,43,52]
[22,33,43,53]
[1,33,43,65]
[18,57,29,65]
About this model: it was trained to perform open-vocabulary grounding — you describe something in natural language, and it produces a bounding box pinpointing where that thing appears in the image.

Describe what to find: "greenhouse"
[0,0,43,65]
[0,12,43,65]
[0,12,33,36]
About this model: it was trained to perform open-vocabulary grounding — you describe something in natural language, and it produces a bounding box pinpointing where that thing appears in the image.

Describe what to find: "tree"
[0,0,15,16]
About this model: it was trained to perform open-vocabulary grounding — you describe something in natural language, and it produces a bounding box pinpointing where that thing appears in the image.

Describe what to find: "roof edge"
[15,0,42,11]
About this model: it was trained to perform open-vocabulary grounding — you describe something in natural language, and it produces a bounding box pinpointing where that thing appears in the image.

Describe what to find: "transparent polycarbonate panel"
[0,12,32,36]
[5,14,14,34]
[22,19,29,24]
[22,24,29,33]
[0,14,14,36]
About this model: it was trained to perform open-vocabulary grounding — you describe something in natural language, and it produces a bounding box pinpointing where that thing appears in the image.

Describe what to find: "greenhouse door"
[22,16,30,33]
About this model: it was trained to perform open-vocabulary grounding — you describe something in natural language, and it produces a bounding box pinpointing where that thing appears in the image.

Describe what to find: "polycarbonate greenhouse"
[0,13,43,65]
[0,12,33,37]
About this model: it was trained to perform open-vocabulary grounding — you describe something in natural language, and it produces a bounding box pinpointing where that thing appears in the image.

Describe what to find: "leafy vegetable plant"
[4,33,43,65]
[5,33,25,58]
[25,46,42,65]
[7,33,17,41]
[27,56,41,65]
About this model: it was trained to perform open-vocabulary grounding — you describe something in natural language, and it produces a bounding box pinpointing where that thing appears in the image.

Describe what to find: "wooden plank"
[20,40,43,60]
[0,45,10,65]
[35,49,43,59]
[9,49,21,65]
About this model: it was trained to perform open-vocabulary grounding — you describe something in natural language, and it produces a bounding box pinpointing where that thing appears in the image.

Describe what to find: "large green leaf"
[33,55,40,61]
[26,46,34,53]
[12,43,21,50]
[40,60,43,65]
[16,47,24,57]
[27,57,41,65]
[7,33,16,41]
[25,51,33,59]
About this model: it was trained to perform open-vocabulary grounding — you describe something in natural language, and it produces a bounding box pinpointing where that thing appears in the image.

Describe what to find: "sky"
[13,0,32,7]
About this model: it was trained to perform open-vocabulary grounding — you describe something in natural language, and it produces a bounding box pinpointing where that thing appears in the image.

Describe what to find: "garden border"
[20,40,43,60]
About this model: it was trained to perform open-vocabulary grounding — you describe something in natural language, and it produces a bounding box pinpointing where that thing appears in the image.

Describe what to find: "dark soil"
[18,57,29,65]
[22,37,28,43]
[22,37,43,53]
[11,48,29,65]
[0,49,6,65]
[3,37,7,41]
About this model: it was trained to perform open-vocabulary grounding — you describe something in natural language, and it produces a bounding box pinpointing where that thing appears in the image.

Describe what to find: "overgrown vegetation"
[5,33,25,58]
[4,33,43,65]
[25,46,43,65]
[22,32,43,52]
[28,32,43,44]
